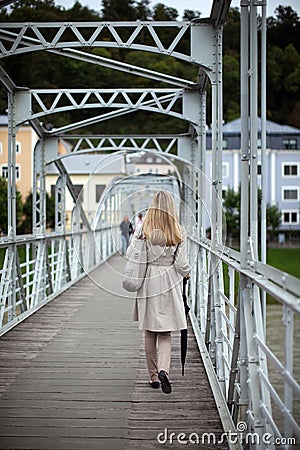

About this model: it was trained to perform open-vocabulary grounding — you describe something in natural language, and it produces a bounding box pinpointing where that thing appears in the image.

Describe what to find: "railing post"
[283,306,294,439]
[243,283,267,448]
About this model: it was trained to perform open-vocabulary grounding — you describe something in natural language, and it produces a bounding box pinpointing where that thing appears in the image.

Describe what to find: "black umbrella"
[180,277,190,376]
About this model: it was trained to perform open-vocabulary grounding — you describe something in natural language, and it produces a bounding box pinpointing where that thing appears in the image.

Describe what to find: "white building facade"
[206,118,300,231]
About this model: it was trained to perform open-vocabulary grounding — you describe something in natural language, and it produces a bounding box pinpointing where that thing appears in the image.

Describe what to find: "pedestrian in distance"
[120,215,133,255]
[130,190,191,394]
[135,212,144,228]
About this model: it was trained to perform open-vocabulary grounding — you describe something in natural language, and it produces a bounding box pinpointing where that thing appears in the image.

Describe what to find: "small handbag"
[122,229,148,292]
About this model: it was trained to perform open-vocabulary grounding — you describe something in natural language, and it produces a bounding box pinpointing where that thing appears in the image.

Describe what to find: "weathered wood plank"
[124,326,229,450]
[0,255,141,449]
[0,436,126,450]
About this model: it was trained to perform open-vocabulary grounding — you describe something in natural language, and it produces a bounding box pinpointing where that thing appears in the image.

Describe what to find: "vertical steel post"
[207,81,217,365]
[54,174,67,291]
[283,306,294,438]
[216,26,223,246]
[253,285,275,447]
[7,91,17,321]
[208,26,226,393]
[240,0,250,269]
[239,0,250,426]
[55,175,67,233]
[33,140,47,234]
[243,284,266,449]
[260,0,267,333]
[199,91,208,332]
[250,0,258,260]
[32,139,47,304]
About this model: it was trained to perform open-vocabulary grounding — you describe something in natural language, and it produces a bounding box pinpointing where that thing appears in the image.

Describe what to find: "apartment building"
[206,118,300,230]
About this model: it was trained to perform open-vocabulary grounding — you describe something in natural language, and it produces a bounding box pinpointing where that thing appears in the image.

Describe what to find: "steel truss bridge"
[0,1,299,449]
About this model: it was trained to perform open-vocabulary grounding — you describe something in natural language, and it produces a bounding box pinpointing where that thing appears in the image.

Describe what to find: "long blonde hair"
[142,190,183,247]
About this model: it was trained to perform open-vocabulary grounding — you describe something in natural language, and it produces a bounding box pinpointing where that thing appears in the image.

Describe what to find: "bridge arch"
[0,21,215,71]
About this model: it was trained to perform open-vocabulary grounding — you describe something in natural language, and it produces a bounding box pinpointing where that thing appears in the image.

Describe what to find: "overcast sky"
[55,0,300,19]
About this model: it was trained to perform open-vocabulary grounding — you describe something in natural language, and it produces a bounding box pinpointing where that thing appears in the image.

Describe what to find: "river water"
[266,304,300,437]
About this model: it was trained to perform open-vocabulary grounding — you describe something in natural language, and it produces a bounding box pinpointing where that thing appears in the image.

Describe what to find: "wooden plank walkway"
[0,254,229,450]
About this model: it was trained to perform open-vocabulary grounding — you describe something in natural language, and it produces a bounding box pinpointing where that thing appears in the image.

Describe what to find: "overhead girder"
[0,21,216,73]
[48,48,197,89]
[14,88,202,131]
[59,135,182,154]
[210,0,232,26]
[0,65,18,93]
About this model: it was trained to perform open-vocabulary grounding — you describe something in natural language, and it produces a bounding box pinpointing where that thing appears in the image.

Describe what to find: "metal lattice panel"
[14,88,201,130]
[0,21,215,69]
[61,135,180,154]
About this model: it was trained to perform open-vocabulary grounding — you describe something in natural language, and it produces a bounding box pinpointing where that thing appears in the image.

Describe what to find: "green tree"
[267,204,281,240]
[267,5,300,52]
[20,191,55,234]
[101,0,137,20]
[223,54,240,121]
[153,3,178,20]
[0,177,23,235]
[222,187,240,239]
[183,9,201,21]
[135,0,153,20]
[223,7,240,55]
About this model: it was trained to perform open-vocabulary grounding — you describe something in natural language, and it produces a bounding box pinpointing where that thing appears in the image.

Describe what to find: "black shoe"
[149,381,160,389]
[158,370,172,394]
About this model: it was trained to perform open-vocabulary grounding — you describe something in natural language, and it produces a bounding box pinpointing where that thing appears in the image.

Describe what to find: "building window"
[146,156,153,163]
[73,184,83,202]
[16,141,21,154]
[283,164,298,177]
[96,184,105,203]
[222,162,229,178]
[282,211,298,225]
[282,187,299,201]
[222,187,228,198]
[282,138,297,150]
[222,139,228,149]
[1,165,8,178]
[1,165,20,180]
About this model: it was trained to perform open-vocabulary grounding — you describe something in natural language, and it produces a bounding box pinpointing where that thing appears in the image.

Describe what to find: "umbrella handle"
[183,276,188,293]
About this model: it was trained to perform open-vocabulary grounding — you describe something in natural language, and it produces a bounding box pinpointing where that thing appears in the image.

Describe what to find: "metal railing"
[187,235,300,449]
[0,226,118,336]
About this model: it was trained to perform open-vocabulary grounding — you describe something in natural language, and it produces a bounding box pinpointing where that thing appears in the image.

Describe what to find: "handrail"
[187,235,300,448]
[0,226,118,335]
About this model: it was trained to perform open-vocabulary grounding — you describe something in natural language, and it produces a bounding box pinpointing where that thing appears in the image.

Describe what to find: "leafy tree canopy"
[0,178,23,235]
[0,1,299,128]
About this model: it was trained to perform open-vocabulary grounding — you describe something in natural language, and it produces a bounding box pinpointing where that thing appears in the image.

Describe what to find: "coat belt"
[148,260,174,266]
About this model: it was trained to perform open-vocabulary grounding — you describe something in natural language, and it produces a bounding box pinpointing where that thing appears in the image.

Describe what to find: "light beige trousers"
[144,330,171,382]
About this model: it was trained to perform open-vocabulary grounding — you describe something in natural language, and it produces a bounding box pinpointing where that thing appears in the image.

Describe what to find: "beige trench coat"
[132,224,191,332]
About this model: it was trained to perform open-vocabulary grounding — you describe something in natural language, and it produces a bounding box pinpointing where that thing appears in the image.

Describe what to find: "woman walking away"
[131,190,191,394]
